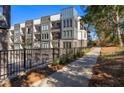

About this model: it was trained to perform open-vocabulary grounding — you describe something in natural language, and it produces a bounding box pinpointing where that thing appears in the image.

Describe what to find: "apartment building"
[8,7,87,50]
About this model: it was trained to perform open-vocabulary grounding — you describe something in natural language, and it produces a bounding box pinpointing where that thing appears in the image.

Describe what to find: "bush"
[59,54,72,65]
[74,51,84,58]
[55,49,85,65]
[52,58,60,65]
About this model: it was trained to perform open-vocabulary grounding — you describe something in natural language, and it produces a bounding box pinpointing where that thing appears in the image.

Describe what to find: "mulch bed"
[89,47,124,87]
[0,64,64,87]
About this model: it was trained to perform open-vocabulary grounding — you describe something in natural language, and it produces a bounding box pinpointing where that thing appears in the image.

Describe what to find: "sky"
[11,5,97,40]
[11,5,85,25]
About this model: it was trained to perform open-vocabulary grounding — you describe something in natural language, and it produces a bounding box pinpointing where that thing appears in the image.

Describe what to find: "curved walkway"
[33,47,101,87]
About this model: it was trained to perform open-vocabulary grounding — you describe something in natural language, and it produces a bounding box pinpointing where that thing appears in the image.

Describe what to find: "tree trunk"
[117,26,123,47]
[116,10,123,47]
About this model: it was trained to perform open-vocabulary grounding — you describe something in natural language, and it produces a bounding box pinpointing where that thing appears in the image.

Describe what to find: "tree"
[80,5,124,47]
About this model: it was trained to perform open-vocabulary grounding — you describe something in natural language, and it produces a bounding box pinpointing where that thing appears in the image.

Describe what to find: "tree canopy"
[81,5,124,47]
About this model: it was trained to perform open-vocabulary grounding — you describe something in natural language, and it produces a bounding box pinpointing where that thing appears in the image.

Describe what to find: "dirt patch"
[101,47,120,55]
[89,47,124,87]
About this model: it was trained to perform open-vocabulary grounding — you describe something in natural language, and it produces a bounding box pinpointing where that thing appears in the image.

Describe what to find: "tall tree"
[81,5,124,47]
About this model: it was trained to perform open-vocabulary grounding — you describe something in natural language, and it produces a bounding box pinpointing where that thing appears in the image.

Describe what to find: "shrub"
[59,54,72,65]
[52,58,60,65]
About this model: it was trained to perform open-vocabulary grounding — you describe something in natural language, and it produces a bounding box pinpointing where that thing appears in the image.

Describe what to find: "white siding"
[50,14,60,21]
[78,30,87,40]
[20,23,25,28]
[34,19,40,24]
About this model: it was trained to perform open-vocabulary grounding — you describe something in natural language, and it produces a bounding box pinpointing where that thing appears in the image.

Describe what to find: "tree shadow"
[89,50,124,87]
[46,55,98,87]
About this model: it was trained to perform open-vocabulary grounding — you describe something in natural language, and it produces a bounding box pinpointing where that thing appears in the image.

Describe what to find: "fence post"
[24,48,26,72]
[6,51,9,77]
[66,48,67,55]
[74,48,75,59]
[58,48,60,58]
[53,48,55,63]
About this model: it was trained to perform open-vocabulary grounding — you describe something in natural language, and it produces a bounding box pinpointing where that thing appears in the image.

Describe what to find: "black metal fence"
[0,47,86,82]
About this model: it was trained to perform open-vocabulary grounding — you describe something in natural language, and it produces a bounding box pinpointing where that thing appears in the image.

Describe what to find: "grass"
[83,48,91,54]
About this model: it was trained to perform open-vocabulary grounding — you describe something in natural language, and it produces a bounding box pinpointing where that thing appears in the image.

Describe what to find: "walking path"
[32,47,101,87]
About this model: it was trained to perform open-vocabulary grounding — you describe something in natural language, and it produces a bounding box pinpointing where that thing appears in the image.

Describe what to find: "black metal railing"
[0,47,87,82]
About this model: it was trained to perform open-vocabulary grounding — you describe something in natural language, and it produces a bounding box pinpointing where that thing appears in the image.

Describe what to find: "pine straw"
[89,47,124,87]
[0,64,64,87]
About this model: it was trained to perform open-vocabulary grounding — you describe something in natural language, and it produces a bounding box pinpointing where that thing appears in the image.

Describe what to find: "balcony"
[9,31,13,36]
[21,28,26,35]
[34,25,41,33]
[52,32,60,40]
[34,34,41,41]
[9,38,14,44]
[14,36,23,43]
[51,21,61,30]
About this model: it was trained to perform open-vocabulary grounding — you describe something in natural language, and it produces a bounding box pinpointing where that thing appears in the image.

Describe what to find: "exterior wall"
[61,7,82,48]
[25,20,34,49]
[8,26,14,50]
[14,24,23,49]
[50,14,61,48]
[41,16,51,48]
[33,19,41,48]
[9,7,87,50]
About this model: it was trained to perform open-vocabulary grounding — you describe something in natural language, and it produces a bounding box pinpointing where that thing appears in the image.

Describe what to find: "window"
[45,34,46,39]
[67,19,69,27]
[75,20,77,28]
[42,34,49,39]
[70,19,72,27]
[70,30,73,37]
[46,34,49,39]
[63,31,66,38]
[68,42,71,48]
[63,19,72,28]
[63,42,71,48]
[67,31,69,38]
[63,42,66,48]
[42,34,45,39]
[63,20,66,28]
[42,43,48,48]
[27,28,32,34]
[84,32,87,38]
[41,24,49,31]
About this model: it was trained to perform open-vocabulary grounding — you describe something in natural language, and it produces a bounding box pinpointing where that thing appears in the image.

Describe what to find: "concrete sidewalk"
[32,47,101,87]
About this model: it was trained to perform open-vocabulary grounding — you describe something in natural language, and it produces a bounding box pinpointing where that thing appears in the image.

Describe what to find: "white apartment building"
[8,7,87,50]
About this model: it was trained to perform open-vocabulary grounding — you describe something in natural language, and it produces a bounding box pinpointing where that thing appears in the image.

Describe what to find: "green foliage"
[81,5,124,47]
[76,51,84,58]
[54,49,90,65]
[53,58,60,65]
[84,48,90,54]
[59,54,72,65]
